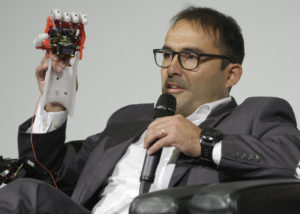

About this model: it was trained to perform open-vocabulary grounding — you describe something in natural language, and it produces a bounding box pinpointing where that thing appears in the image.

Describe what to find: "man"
[1,6,300,214]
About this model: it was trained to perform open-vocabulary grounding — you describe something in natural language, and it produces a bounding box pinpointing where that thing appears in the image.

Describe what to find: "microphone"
[139,93,176,194]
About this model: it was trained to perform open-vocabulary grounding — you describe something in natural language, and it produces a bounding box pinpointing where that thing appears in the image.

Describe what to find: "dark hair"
[171,6,244,69]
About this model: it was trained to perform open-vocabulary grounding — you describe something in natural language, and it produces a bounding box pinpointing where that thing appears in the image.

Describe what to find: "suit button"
[234,152,240,158]
[254,155,260,162]
[241,153,246,159]
[247,154,253,161]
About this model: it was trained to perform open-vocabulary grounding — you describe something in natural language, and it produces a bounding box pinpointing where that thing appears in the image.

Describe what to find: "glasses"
[153,49,232,71]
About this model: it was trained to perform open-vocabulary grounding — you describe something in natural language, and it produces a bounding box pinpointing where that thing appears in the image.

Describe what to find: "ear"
[224,64,242,89]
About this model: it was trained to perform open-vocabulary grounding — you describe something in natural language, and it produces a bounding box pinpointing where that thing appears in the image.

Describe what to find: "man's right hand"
[35,54,71,112]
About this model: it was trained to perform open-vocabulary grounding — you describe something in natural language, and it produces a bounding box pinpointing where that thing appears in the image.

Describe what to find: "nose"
[167,54,183,77]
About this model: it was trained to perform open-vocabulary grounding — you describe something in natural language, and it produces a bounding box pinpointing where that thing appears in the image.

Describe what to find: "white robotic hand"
[34,9,87,116]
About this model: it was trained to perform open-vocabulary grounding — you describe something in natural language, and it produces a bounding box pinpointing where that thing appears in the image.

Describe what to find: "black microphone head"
[153,93,176,119]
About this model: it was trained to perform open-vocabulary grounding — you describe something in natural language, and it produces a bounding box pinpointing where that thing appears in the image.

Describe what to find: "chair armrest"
[129,179,300,214]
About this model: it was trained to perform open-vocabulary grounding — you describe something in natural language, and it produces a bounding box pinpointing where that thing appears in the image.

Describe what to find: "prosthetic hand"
[34,9,88,115]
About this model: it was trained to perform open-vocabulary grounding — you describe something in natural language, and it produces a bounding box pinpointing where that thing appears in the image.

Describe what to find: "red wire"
[30,94,58,189]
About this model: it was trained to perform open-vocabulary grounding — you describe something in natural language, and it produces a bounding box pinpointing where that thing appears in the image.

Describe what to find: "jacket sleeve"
[17,104,153,195]
[17,117,102,194]
[219,97,300,180]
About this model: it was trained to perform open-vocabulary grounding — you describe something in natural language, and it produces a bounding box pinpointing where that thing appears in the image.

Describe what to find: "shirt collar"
[186,96,232,126]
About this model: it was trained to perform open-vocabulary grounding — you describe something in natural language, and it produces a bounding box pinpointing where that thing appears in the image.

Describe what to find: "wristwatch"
[200,128,223,163]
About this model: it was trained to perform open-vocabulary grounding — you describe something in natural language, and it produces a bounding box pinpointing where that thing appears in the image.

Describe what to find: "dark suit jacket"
[17,97,300,210]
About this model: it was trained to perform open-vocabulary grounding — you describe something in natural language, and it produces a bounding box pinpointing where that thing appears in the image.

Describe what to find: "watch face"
[202,128,223,141]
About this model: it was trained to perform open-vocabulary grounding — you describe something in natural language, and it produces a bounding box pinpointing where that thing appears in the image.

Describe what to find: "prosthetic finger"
[34,33,49,48]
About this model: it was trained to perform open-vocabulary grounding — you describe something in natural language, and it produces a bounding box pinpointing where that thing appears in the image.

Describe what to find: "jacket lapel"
[71,120,151,205]
[168,98,237,187]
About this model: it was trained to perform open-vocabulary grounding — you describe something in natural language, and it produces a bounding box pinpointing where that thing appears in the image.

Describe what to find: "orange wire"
[30,94,58,189]
[78,23,86,60]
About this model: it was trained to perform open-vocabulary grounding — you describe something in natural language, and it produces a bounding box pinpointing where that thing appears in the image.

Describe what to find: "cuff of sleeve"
[212,141,222,166]
[30,101,67,134]
[47,110,68,131]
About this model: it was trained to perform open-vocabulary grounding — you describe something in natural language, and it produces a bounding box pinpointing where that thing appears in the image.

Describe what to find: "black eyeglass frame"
[153,48,233,71]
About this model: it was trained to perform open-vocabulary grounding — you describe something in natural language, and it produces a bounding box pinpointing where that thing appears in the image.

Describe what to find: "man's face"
[161,20,230,117]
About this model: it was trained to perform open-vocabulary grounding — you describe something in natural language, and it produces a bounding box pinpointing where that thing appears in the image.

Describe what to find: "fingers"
[50,9,88,25]
[51,54,71,73]
[79,12,88,25]
[35,54,71,80]
[144,115,202,157]
[144,117,169,149]
[51,9,62,21]
[35,53,72,94]
[33,33,49,48]
[147,137,172,155]
[144,117,174,155]
[36,52,71,77]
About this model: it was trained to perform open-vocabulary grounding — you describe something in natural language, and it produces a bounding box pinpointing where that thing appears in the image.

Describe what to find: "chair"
[129,179,300,214]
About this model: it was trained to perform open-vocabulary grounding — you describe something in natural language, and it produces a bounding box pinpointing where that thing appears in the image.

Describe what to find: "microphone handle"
[139,93,176,195]
[139,141,162,194]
